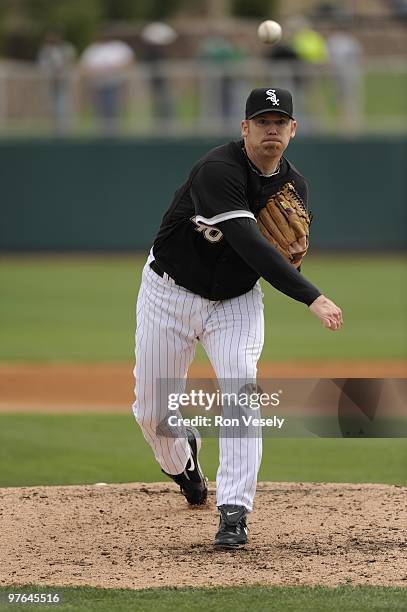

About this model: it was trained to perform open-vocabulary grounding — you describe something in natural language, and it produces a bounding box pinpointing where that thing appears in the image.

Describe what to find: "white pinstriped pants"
[132,259,264,511]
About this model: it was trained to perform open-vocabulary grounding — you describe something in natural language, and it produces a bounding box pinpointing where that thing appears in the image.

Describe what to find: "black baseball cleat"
[162,426,208,505]
[214,505,248,549]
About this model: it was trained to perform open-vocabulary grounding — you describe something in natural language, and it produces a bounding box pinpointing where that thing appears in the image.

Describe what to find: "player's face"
[241,113,296,157]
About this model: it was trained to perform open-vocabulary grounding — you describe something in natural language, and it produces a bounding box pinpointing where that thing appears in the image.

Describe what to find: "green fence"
[0,137,405,251]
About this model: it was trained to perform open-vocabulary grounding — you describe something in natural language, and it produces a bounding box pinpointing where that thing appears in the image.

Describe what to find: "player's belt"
[150,260,164,278]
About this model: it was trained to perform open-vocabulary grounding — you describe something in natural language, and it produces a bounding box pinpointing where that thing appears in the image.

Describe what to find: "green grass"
[260,254,407,360]
[0,256,140,362]
[0,254,406,362]
[0,585,406,612]
[1,256,405,611]
[364,71,407,118]
[313,71,407,128]
[0,414,405,487]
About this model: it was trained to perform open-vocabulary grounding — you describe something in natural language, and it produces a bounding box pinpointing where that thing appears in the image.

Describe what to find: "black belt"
[150,260,164,278]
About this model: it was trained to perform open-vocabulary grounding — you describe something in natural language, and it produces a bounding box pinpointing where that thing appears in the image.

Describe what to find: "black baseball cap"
[245,87,294,119]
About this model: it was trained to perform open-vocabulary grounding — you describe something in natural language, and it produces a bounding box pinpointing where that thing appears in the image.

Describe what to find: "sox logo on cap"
[265,89,279,105]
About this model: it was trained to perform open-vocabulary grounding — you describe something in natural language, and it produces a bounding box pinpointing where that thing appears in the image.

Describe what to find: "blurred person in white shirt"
[80,33,135,134]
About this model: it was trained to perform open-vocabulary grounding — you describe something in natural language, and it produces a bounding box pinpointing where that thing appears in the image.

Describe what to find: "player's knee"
[133,402,157,430]
[220,360,257,381]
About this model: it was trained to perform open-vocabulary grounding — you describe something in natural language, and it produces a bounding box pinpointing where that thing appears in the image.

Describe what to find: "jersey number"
[191,216,223,243]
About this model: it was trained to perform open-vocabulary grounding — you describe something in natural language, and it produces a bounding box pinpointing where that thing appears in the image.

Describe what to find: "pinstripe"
[242,292,251,507]
[201,284,264,511]
[214,304,228,498]
[167,280,196,471]
[227,297,237,506]
[149,268,167,470]
[133,264,197,475]
[166,282,184,471]
[158,273,182,473]
[243,290,259,505]
[133,260,265,510]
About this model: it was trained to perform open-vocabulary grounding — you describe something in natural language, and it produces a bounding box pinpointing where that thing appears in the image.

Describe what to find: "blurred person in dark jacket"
[38,31,76,133]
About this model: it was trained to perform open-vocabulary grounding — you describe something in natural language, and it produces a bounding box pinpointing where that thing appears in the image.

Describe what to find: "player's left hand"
[308,295,343,331]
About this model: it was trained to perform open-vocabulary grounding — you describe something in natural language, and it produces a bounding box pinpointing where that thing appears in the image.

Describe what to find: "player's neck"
[243,145,281,177]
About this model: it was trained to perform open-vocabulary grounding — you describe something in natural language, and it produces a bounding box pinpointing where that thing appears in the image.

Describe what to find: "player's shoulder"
[203,140,245,165]
[190,141,246,179]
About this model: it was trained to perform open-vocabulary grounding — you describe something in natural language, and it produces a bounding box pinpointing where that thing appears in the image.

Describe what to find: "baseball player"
[132,87,343,549]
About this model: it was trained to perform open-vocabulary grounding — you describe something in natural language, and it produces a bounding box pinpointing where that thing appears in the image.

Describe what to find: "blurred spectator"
[200,34,248,123]
[387,0,407,19]
[80,34,135,134]
[140,22,177,123]
[286,17,329,127]
[266,41,304,109]
[312,2,351,20]
[327,29,363,132]
[37,31,76,133]
[290,18,329,65]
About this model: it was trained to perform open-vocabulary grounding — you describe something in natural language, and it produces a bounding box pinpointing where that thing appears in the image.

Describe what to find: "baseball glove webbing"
[257,182,312,267]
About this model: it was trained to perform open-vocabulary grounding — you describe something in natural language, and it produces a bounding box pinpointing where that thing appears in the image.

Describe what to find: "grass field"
[0,414,405,488]
[0,254,406,362]
[1,254,406,611]
[0,585,406,612]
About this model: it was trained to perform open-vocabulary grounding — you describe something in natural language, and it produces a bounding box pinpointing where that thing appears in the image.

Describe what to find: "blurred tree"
[0,0,281,60]
[26,0,104,50]
[204,0,232,18]
[0,0,193,58]
[102,0,189,20]
[232,0,278,18]
[0,0,104,58]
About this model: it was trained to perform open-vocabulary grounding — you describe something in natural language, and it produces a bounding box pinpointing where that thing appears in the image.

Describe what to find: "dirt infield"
[1,361,406,412]
[0,482,406,590]
[1,364,406,591]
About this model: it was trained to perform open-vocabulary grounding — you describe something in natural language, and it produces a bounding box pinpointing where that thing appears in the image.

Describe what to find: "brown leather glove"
[257,182,312,268]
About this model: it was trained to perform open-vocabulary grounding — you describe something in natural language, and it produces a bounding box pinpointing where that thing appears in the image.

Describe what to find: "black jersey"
[152,139,317,302]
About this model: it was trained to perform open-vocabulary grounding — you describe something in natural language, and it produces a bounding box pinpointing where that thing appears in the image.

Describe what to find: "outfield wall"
[0,137,405,251]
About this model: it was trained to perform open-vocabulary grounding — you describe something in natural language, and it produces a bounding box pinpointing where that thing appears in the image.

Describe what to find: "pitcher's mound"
[0,482,406,590]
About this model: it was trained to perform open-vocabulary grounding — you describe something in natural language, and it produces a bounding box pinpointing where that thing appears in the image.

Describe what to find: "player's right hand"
[308,295,343,331]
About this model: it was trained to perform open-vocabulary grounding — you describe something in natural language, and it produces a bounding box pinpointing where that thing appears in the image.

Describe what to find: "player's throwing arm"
[309,295,343,331]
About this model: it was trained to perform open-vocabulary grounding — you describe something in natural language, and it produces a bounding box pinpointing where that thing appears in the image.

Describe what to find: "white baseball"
[257,20,282,45]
